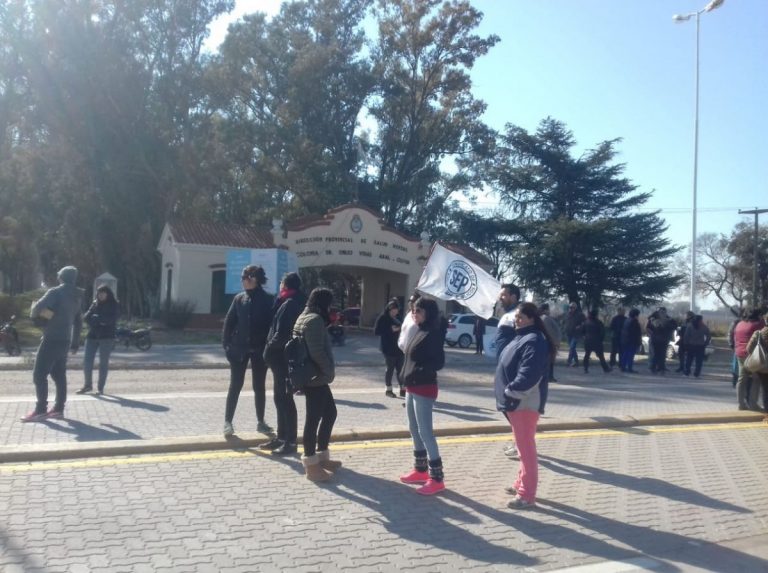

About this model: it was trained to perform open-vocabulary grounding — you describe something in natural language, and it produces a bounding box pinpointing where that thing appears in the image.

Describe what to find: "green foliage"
[488,118,683,307]
[163,299,197,330]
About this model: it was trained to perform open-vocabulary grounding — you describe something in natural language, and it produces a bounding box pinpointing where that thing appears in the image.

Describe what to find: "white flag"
[416,243,500,319]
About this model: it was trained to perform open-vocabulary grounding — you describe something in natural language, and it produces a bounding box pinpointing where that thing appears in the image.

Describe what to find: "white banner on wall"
[226,249,298,295]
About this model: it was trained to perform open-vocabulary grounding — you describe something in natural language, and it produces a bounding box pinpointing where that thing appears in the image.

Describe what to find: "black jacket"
[84,299,120,339]
[621,317,642,348]
[374,311,403,357]
[264,291,307,364]
[609,315,627,342]
[582,318,606,349]
[401,326,445,387]
[222,287,274,361]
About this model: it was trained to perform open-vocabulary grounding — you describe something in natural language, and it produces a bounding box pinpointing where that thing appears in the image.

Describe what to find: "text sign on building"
[226,249,298,295]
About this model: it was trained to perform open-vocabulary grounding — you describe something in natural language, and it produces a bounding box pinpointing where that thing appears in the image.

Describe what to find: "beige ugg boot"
[317,449,342,472]
[302,454,331,482]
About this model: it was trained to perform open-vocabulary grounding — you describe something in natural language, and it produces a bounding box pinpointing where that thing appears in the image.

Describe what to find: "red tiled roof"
[168,221,274,248]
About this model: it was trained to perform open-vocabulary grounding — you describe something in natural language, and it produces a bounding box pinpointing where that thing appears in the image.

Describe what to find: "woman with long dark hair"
[495,302,554,509]
[293,288,341,481]
[399,297,448,495]
[77,284,120,395]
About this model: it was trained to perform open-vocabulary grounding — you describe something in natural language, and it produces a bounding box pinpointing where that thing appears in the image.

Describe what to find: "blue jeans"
[406,392,440,462]
[567,337,580,365]
[83,338,114,391]
[620,346,636,372]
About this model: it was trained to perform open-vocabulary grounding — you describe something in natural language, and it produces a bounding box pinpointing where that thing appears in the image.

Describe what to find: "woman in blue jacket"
[495,302,556,509]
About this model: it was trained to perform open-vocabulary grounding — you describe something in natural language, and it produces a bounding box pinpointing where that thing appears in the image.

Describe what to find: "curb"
[1,411,764,465]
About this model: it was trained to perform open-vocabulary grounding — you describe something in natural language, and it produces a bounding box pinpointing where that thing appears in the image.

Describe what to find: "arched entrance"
[271,205,431,327]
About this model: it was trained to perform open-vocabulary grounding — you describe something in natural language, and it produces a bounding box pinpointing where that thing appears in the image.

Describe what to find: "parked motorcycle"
[1,315,22,356]
[115,325,153,351]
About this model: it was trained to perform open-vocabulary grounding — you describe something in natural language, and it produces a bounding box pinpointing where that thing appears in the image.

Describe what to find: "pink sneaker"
[399,470,429,484]
[416,479,445,496]
[45,409,63,419]
[20,410,47,423]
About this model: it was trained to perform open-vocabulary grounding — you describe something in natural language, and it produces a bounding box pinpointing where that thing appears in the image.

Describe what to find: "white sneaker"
[223,422,234,437]
[504,445,519,460]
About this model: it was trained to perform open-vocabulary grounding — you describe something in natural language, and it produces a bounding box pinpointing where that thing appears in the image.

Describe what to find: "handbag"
[284,334,313,391]
[744,332,768,374]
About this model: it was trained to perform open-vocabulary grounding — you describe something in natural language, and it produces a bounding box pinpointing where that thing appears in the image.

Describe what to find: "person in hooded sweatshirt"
[22,266,83,422]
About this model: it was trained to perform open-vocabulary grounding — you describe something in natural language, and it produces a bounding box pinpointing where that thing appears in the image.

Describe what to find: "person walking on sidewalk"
[261,272,307,455]
[563,303,585,367]
[374,299,404,398]
[495,302,554,510]
[77,285,119,395]
[683,315,711,378]
[22,266,83,422]
[728,316,740,387]
[619,308,642,373]
[734,308,764,411]
[294,288,341,482]
[582,310,611,374]
[222,265,274,438]
[608,308,626,368]
[745,309,768,412]
[399,298,448,496]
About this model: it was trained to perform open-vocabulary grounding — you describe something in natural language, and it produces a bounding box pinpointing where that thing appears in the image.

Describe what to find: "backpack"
[284,334,313,391]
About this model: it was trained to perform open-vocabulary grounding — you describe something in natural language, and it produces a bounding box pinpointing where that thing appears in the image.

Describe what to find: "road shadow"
[442,490,642,565]
[40,418,141,442]
[432,400,498,423]
[222,438,305,477]
[522,498,768,572]
[334,398,386,410]
[324,467,536,567]
[539,454,750,513]
[94,394,169,412]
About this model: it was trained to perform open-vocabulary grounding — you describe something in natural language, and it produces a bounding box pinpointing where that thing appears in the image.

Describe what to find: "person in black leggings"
[222,265,274,437]
[261,273,306,455]
[293,288,341,481]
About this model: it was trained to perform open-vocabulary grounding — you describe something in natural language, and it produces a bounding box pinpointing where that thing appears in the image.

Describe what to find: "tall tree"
[490,118,682,308]
[209,0,375,221]
[366,0,498,232]
[727,221,768,307]
[0,0,233,313]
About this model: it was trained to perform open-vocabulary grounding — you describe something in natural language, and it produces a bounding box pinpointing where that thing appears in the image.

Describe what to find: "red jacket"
[734,320,764,358]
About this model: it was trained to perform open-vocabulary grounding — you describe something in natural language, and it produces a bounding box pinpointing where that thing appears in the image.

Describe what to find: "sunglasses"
[241,275,255,280]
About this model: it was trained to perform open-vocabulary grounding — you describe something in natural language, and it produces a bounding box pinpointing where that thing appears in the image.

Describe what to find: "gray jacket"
[30,266,83,347]
[293,308,335,387]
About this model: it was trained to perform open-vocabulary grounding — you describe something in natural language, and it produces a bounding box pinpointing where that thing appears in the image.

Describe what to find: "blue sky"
[207,0,766,283]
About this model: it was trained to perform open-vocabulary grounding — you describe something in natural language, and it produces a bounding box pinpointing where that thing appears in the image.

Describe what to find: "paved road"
[2,423,767,572]
[0,347,749,450]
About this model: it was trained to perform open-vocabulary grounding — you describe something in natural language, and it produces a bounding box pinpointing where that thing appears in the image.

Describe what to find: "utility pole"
[738,207,768,308]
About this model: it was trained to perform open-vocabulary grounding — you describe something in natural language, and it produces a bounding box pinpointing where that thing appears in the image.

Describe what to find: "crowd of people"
[17,263,768,510]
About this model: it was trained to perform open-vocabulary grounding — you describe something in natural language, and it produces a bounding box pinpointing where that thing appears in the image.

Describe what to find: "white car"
[445,314,498,348]
[640,332,714,360]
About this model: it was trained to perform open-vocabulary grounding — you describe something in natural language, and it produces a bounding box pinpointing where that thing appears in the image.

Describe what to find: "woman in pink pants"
[494,302,556,509]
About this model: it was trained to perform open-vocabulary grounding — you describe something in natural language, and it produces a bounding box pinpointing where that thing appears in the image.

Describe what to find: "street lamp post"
[673,0,724,313]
